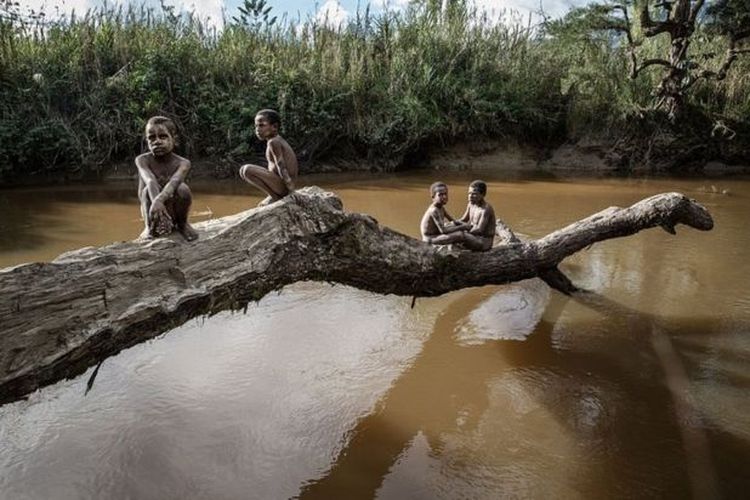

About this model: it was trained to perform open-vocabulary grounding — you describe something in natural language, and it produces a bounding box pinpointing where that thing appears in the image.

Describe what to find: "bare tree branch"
[632,58,673,78]
[640,0,678,36]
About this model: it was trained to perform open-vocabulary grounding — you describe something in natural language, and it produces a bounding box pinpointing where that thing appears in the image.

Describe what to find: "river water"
[0,172,748,499]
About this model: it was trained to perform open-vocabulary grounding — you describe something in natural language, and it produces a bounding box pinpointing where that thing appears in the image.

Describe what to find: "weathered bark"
[0,187,713,405]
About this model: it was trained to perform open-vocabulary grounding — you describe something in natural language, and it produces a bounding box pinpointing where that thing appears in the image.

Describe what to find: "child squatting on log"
[239,109,299,206]
[420,182,469,245]
[134,116,198,241]
[420,180,496,251]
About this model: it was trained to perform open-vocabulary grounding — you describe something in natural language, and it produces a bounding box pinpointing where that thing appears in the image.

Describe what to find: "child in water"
[134,116,198,241]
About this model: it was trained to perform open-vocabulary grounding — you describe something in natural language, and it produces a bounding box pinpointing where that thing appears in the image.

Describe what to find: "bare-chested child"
[456,180,496,251]
[239,109,298,206]
[134,116,198,241]
[420,182,470,245]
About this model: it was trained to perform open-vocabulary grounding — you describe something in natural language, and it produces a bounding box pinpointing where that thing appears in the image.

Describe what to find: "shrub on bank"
[0,1,747,180]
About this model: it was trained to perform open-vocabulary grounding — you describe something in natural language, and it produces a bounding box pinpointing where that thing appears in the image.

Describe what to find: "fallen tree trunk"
[0,187,713,405]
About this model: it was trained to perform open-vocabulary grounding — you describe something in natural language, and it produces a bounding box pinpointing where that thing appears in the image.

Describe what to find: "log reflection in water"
[297,282,727,499]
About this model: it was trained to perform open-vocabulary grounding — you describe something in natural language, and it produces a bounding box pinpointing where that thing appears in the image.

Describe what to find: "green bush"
[0,0,747,180]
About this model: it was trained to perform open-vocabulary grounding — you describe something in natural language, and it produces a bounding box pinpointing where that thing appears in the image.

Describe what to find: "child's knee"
[239,164,252,180]
[176,183,191,200]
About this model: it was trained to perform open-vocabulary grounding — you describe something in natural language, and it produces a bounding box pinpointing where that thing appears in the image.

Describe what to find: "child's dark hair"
[430,181,447,196]
[256,108,281,126]
[470,179,487,195]
[145,115,178,137]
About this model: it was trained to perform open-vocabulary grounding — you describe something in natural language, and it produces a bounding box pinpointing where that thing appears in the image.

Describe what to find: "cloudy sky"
[20,0,587,28]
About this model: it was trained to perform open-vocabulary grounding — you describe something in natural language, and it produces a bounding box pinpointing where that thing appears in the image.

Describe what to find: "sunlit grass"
[0,1,747,178]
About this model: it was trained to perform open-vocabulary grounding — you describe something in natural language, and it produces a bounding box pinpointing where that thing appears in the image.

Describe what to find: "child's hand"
[149,199,169,220]
[284,176,295,192]
[149,201,173,237]
[150,212,173,237]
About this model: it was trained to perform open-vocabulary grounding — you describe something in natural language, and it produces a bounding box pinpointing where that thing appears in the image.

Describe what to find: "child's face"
[145,124,175,157]
[254,115,278,140]
[468,187,484,205]
[432,186,448,206]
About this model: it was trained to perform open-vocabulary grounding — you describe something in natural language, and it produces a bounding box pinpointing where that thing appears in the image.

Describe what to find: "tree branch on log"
[0,188,713,405]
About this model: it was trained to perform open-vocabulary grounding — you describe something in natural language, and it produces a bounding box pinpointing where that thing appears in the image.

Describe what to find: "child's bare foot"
[257,196,273,207]
[178,223,198,242]
[138,228,154,241]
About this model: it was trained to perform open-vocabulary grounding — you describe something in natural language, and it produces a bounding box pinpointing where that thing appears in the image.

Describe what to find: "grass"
[0,0,747,180]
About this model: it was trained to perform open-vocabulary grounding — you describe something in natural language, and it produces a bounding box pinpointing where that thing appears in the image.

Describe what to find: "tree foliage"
[705,0,750,37]
[0,0,748,180]
[0,1,569,180]
[547,0,750,120]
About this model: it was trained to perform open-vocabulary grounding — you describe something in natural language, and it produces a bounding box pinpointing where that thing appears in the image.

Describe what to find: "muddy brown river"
[1,172,748,499]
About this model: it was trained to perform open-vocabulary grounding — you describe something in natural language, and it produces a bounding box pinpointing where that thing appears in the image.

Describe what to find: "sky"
[19,0,588,28]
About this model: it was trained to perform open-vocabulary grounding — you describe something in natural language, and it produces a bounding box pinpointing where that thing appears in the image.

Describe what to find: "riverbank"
[2,137,749,189]
[109,137,750,180]
[3,1,748,188]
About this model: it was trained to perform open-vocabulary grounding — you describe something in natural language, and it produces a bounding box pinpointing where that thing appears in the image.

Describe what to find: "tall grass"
[0,1,747,180]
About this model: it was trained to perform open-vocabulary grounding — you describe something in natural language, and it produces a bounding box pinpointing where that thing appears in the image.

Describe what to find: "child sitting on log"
[134,115,198,241]
[420,181,469,245]
[455,180,496,251]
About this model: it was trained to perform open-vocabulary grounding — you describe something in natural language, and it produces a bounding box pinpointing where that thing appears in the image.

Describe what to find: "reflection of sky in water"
[0,283,447,500]
[455,279,549,344]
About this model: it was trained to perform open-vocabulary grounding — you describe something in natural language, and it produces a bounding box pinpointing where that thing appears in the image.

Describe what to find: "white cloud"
[473,0,581,20]
[316,0,349,29]
[18,0,97,17]
[181,0,225,29]
[372,0,410,11]
[369,0,580,22]
[16,0,225,29]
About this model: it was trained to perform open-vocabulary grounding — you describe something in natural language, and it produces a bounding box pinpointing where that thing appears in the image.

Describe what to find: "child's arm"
[154,159,191,205]
[445,206,469,228]
[431,209,464,234]
[443,209,467,229]
[135,155,171,232]
[268,139,294,191]
[135,155,161,202]
[457,205,470,224]
[149,161,190,225]
[134,155,190,224]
